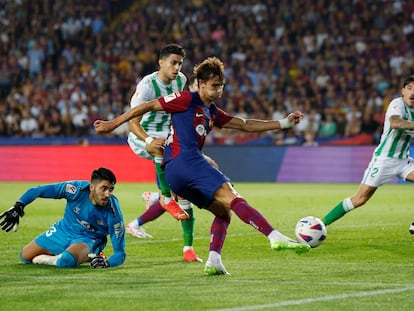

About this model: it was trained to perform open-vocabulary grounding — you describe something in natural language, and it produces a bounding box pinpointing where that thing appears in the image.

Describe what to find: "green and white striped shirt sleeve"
[374,97,414,159]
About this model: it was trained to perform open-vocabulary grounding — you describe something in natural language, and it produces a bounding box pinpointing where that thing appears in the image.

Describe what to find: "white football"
[295,216,327,248]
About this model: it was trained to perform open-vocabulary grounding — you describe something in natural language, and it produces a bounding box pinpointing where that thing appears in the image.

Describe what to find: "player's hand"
[0,202,25,232]
[287,111,304,125]
[88,253,110,268]
[145,137,166,156]
[93,120,115,134]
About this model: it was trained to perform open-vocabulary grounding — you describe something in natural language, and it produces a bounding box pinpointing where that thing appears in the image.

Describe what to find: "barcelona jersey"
[159,91,233,207]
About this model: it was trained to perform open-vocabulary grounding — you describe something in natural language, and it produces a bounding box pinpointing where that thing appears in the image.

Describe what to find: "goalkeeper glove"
[88,253,110,268]
[0,202,25,232]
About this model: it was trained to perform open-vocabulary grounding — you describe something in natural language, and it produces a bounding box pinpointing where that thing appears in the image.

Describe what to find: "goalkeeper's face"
[89,180,115,207]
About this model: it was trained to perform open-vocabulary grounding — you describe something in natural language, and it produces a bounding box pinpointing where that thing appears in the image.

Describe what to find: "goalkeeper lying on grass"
[0,167,126,269]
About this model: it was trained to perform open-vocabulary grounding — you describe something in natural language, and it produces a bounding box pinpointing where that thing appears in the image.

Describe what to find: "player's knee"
[19,250,31,264]
[218,210,231,223]
[56,250,78,268]
[209,201,231,221]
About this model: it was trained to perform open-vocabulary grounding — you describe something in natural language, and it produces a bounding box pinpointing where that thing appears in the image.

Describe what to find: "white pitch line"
[209,285,414,311]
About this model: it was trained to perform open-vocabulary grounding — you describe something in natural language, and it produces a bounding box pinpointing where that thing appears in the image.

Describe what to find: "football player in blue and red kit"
[94,57,310,275]
[0,167,126,269]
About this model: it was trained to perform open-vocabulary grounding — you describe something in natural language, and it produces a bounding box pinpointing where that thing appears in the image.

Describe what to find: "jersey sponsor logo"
[113,222,124,239]
[163,92,181,103]
[76,219,97,232]
[195,112,204,117]
[65,184,77,194]
[134,91,142,99]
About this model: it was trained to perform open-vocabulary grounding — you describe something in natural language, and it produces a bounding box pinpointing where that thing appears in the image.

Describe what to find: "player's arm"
[106,211,126,268]
[94,99,163,134]
[129,116,165,156]
[0,183,65,232]
[222,111,304,132]
[90,199,126,269]
[105,238,126,268]
[389,115,414,130]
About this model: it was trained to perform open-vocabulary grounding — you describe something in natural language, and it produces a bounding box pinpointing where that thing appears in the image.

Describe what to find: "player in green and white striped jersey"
[322,75,414,230]
[126,44,202,262]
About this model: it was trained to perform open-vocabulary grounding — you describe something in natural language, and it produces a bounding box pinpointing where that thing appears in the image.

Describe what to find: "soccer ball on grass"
[295,216,327,248]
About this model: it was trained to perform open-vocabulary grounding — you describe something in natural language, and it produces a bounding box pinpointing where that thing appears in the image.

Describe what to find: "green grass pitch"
[0,182,413,310]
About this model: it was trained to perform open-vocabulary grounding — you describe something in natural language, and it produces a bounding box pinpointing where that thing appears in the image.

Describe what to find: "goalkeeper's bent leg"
[19,250,31,264]
[56,250,78,268]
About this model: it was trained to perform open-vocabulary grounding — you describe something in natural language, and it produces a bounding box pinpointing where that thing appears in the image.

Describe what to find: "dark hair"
[193,57,224,82]
[402,75,414,88]
[159,43,185,60]
[91,167,116,185]
[189,74,197,85]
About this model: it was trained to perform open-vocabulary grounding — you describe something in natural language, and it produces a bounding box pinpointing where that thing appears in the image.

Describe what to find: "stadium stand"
[1,0,413,145]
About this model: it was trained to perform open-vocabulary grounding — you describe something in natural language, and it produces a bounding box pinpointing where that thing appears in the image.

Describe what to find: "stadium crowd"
[0,0,413,145]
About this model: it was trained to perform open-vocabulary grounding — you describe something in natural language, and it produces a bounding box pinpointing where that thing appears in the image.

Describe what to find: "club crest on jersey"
[196,124,207,137]
[65,184,77,194]
[163,92,181,103]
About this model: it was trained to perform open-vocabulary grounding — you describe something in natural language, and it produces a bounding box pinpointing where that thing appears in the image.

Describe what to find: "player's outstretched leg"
[141,192,160,210]
[269,230,310,254]
[126,219,153,238]
[230,197,310,254]
[126,200,167,238]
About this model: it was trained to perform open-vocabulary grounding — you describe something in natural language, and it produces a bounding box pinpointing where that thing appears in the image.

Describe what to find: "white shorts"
[127,132,153,160]
[361,156,414,187]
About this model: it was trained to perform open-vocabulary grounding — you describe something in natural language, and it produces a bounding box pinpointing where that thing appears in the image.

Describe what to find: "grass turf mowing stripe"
[209,285,414,311]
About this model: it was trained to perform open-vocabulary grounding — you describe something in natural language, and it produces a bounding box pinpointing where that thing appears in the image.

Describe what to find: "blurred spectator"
[0,61,12,99]
[318,113,337,138]
[34,111,48,138]
[27,41,45,78]
[335,112,347,137]
[46,108,65,137]
[19,108,37,137]
[71,104,89,136]
[302,130,319,147]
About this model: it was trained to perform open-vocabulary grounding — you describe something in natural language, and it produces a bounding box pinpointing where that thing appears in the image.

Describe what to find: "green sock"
[322,201,347,226]
[154,158,171,197]
[181,207,194,247]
